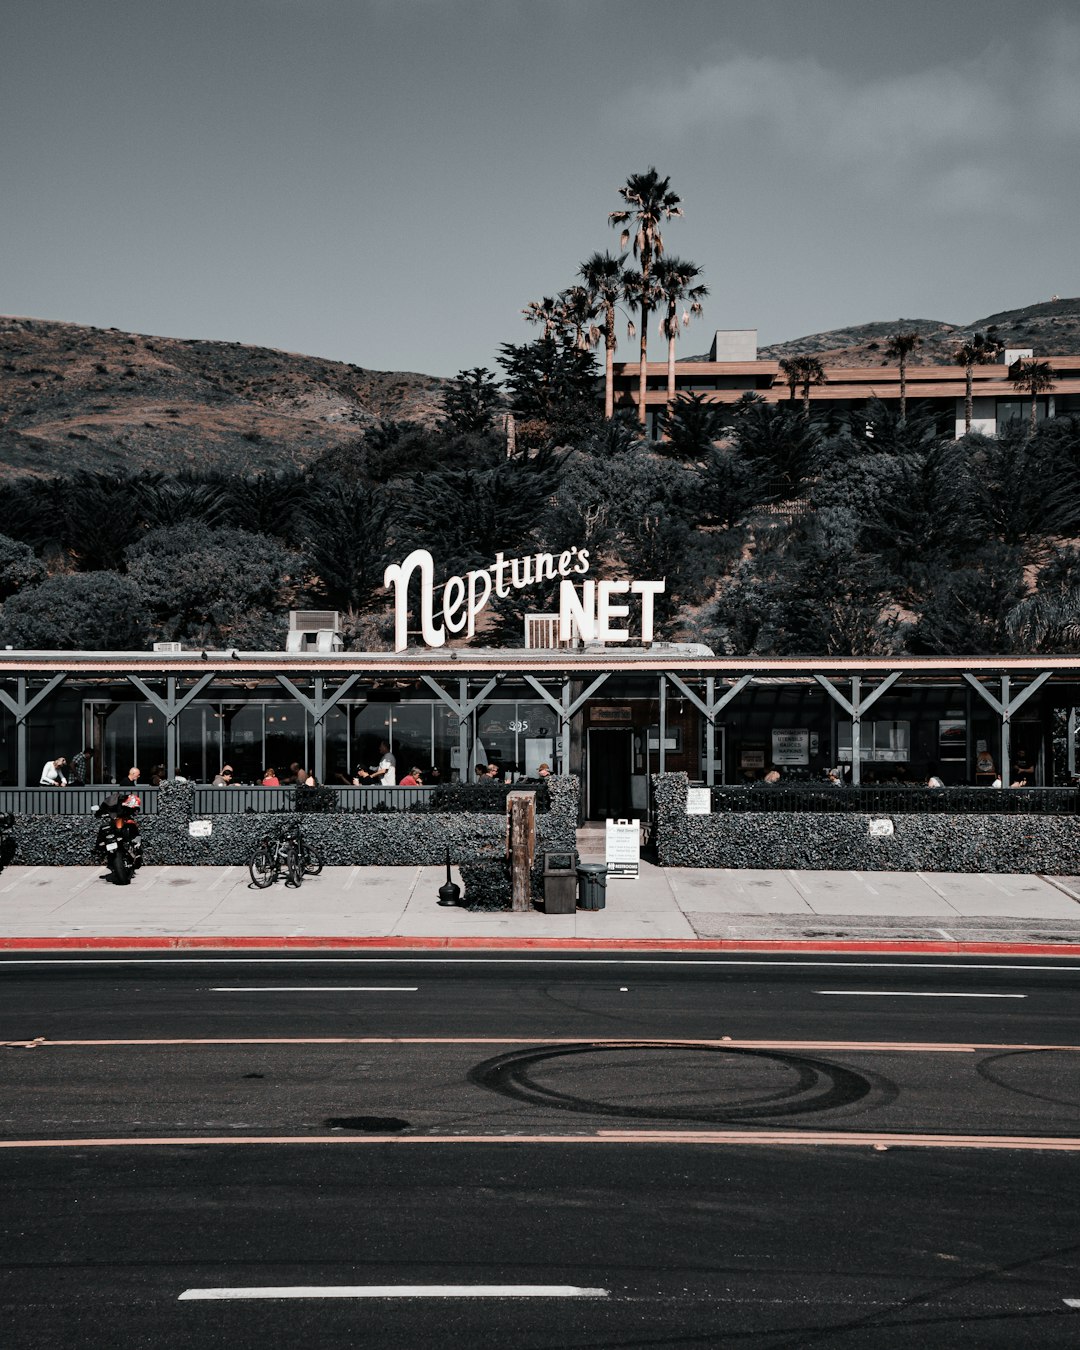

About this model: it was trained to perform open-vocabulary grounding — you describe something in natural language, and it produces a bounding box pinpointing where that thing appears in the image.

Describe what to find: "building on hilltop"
[613,329,1080,438]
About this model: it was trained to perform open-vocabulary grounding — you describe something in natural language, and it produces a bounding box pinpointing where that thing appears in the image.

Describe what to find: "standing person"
[69,747,93,786]
[369,740,396,786]
[40,757,68,787]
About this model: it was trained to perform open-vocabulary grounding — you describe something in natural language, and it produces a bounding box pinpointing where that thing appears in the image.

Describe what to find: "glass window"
[179,704,221,783]
[388,703,432,785]
[95,704,135,784]
[324,704,350,785]
[351,704,396,780]
[838,720,911,762]
[265,704,309,784]
[476,702,554,780]
[221,703,263,784]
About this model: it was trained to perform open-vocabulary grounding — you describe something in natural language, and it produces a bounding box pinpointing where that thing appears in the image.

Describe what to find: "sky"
[2,0,1078,377]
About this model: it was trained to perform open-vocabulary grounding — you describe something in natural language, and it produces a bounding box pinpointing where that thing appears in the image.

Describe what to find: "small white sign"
[188,820,213,838]
[868,818,894,838]
[605,818,640,879]
[686,788,712,815]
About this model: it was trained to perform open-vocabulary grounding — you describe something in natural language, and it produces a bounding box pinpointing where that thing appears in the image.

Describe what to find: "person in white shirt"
[371,740,396,786]
[40,757,68,787]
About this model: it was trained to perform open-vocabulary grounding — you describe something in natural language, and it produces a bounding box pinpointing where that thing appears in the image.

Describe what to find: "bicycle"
[249,823,307,889]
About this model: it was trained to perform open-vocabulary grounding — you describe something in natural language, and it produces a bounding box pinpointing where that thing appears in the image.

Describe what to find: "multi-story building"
[613,330,1080,438]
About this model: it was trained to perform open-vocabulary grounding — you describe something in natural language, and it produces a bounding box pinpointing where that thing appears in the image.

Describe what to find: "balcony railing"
[0,786,161,816]
[708,784,1080,816]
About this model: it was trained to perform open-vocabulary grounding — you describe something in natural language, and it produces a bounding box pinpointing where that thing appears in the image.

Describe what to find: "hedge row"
[10,777,579,869]
[653,773,1080,874]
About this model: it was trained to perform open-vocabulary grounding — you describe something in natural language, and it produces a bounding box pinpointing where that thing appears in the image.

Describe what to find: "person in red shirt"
[399,766,424,786]
[261,767,280,786]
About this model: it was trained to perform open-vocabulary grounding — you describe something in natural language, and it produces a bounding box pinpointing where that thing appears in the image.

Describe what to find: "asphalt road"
[3,951,1080,1348]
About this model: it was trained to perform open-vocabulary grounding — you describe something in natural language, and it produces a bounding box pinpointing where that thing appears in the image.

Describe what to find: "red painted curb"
[2,935,1080,957]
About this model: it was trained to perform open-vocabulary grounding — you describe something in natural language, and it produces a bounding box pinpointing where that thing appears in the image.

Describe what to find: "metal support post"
[658,675,667,774]
[705,677,715,786]
[850,677,861,786]
[16,678,27,787]
[459,678,470,782]
[1000,675,1010,788]
[166,677,178,780]
[314,677,325,784]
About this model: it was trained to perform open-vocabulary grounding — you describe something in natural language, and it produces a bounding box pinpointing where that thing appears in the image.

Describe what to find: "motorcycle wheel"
[285,842,304,889]
[109,848,134,886]
[248,846,276,889]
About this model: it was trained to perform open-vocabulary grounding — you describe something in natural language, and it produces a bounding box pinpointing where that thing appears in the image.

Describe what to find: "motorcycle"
[93,792,143,885]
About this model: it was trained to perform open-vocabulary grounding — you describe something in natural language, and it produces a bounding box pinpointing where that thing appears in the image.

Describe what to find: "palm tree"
[579,250,633,420]
[652,256,708,405]
[953,331,1003,434]
[1009,358,1056,436]
[556,285,600,353]
[778,355,826,414]
[884,330,923,422]
[609,168,683,426]
[522,296,564,341]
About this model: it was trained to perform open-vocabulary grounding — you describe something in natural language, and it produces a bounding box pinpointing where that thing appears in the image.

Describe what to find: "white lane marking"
[210,986,418,993]
[346,867,361,890]
[5,958,1080,971]
[816,991,1025,999]
[209,868,235,890]
[179,1284,609,1301]
[2,867,41,893]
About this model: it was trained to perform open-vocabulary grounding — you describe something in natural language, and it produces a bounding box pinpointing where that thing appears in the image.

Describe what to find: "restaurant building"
[3,645,1077,821]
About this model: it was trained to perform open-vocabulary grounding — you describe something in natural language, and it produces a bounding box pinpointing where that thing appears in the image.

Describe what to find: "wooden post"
[506,789,536,912]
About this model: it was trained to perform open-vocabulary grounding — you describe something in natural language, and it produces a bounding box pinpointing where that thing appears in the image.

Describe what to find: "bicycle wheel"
[248,844,276,889]
[302,841,324,876]
[284,841,304,889]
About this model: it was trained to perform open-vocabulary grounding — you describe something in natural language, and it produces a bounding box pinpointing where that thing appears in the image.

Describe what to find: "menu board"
[605,818,640,879]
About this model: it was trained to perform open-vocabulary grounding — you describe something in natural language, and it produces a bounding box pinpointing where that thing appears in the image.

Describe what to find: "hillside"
[0,317,446,478]
[759,297,1080,366]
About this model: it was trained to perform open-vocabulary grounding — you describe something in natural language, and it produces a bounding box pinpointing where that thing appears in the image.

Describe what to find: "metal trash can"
[542,850,578,914]
[576,862,607,910]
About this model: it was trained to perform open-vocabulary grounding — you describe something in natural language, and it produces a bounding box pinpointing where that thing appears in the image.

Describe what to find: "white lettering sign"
[605,818,640,879]
[383,546,665,652]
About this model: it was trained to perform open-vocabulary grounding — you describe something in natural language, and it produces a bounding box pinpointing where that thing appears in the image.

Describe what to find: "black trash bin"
[576,862,607,910]
[542,850,578,914]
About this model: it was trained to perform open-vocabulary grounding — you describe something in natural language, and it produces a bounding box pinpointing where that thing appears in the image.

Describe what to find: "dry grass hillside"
[0,317,446,478]
[758,297,1080,367]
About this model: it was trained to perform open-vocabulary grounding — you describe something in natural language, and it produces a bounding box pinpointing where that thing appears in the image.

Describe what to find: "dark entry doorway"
[587,728,633,820]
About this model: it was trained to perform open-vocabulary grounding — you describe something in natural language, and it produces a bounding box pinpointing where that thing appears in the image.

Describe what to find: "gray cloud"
[606,24,1080,222]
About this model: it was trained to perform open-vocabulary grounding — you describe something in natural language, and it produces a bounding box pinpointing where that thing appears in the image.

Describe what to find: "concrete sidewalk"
[1,860,1079,948]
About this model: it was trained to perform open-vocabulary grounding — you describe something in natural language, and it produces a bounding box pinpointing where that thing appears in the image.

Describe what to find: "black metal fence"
[708,784,1080,816]
[191,781,550,816]
[0,786,161,817]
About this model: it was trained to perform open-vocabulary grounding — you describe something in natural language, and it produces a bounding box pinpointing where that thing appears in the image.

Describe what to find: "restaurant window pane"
[324,705,350,785]
[221,704,263,784]
[136,705,167,782]
[95,704,135,783]
[388,703,432,784]
[179,705,221,783]
[351,704,396,780]
[29,692,85,782]
[265,704,309,783]
[432,704,458,782]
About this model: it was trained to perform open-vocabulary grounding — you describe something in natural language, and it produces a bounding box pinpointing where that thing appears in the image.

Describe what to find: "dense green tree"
[609,168,683,425]
[0,571,149,650]
[438,367,504,435]
[222,469,308,538]
[696,447,756,529]
[125,522,303,647]
[966,429,1076,550]
[911,545,1029,654]
[299,478,391,614]
[0,533,46,599]
[133,472,231,531]
[497,338,600,449]
[659,392,728,461]
[729,399,824,498]
[1006,546,1080,653]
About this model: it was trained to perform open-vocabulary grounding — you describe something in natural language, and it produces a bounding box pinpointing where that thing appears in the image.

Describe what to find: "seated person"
[399,766,424,786]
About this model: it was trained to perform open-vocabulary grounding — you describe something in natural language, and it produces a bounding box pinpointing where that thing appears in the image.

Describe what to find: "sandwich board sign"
[605,818,640,879]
